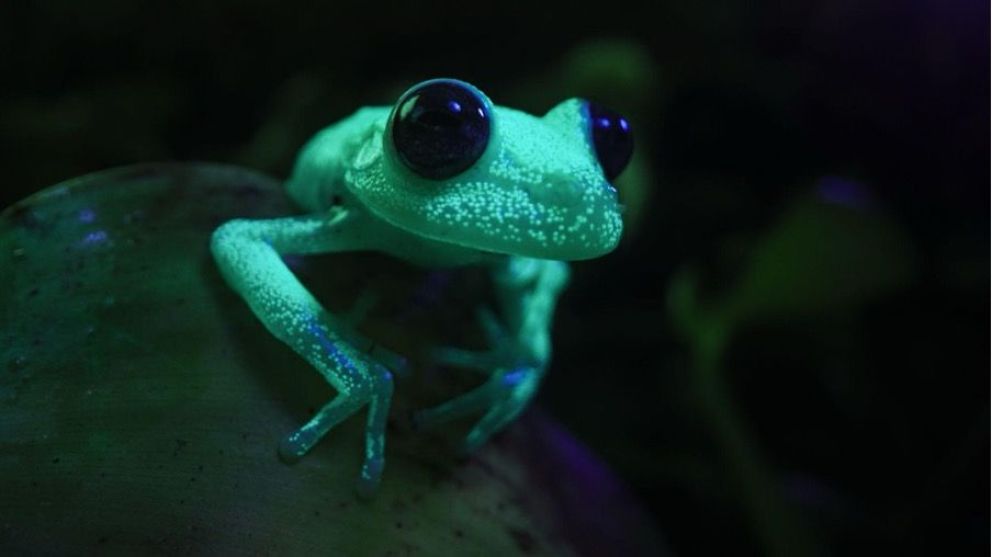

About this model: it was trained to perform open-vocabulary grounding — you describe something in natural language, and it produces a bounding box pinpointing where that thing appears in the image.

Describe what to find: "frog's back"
[285,107,388,212]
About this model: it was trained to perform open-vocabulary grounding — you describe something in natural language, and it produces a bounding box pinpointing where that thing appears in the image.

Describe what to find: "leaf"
[0,163,667,556]
[724,189,915,325]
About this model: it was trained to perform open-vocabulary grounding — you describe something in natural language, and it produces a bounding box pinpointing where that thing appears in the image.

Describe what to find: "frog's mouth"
[387,179,624,261]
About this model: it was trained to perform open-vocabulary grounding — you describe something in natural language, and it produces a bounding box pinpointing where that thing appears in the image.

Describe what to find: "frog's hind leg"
[211,210,394,493]
[414,260,567,454]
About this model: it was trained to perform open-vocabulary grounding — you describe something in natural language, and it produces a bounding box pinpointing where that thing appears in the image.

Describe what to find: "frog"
[211,78,633,495]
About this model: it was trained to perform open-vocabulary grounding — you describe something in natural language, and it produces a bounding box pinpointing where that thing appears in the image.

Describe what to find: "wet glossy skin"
[211,79,626,495]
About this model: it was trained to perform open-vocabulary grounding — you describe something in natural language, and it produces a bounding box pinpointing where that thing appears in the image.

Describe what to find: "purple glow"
[80,230,108,246]
[539,415,621,498]
[516,413,662,556]
[501,368,528,387]
[816,176,873,209]
[78,208,96,224]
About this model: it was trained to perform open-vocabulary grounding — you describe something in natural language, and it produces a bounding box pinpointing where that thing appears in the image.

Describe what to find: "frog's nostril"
[585,101,634,182]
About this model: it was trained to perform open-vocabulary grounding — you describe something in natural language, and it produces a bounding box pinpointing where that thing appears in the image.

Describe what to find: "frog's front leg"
[211,209,396,494]
[415,258,570,452]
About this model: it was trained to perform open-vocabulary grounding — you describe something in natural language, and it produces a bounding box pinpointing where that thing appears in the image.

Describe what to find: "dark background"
[1,1,987,555]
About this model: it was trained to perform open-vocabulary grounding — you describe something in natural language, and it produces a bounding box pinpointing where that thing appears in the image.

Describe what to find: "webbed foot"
[277,359,394,493]
[416,307,543,452]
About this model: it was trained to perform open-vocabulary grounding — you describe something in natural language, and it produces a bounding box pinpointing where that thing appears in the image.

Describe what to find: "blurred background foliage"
[0,0,986,554]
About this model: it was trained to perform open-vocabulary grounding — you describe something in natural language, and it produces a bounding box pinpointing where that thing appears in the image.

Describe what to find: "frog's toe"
[356,456,385,498]
[460,367,540,453]
[460,401,525,455]
[277,431,313,465]
[475,306,507,345]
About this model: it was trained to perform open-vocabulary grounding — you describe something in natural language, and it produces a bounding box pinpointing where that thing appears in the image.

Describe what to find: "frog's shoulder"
[285,106,389,212]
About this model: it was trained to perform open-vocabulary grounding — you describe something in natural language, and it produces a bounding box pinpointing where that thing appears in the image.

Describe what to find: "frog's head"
[348,79,632,260]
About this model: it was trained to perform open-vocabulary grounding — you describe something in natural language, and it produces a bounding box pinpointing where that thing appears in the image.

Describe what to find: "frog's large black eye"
[390,80,491,180]
[587,102,633,181]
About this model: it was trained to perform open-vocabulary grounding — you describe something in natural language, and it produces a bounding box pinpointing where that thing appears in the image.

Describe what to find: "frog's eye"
[586,102,634,181]
[390,79,491,180]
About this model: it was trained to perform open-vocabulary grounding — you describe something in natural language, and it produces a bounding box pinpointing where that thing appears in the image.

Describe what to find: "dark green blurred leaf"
[666,264,700,337]
[724,191,915,325]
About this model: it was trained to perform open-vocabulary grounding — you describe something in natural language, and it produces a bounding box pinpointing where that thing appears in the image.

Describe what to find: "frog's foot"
[413,365,540,454]
[278,363,394,495]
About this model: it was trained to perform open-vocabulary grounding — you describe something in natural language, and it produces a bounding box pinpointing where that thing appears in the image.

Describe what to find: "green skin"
[211,79,624,494]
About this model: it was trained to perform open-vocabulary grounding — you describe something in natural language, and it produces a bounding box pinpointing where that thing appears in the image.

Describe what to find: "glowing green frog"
[211,78,632,494]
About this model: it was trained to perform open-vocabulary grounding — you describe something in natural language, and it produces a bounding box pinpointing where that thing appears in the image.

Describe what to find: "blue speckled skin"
[211,79,624,494]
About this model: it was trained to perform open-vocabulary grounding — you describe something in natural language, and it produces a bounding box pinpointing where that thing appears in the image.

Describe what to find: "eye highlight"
[390,79,491,180]
[586,101,634,182]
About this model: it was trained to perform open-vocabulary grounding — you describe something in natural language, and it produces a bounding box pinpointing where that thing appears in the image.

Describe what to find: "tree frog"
[211,78,632,494]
